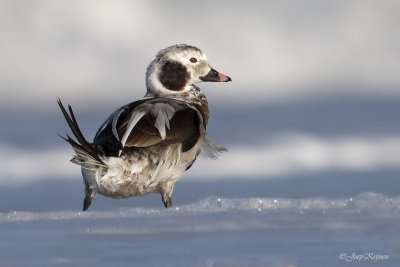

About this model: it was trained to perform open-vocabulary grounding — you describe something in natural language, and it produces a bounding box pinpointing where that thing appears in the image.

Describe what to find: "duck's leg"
[83,193,92,211]
[83,180,92,211]
[160,180,175,208]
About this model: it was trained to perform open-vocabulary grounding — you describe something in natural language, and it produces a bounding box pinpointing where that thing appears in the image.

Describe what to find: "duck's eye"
[190,57,197,63]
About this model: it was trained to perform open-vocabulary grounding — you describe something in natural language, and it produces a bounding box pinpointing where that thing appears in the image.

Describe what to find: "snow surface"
[1,92,399,266]
[2,134,400,183]
[1,193,399,266]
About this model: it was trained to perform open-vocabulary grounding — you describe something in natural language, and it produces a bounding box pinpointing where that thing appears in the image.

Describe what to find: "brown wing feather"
[118,108,200,150]
[166,109,199,151]
[117,113,161,147]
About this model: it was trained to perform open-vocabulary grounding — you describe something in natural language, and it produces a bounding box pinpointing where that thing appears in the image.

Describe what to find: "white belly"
[82,143,198,199]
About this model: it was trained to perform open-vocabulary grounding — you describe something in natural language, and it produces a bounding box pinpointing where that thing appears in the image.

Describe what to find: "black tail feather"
[57,98,104,165]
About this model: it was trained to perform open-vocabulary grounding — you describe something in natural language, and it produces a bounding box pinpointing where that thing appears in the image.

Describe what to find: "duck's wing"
[93,97,206,157]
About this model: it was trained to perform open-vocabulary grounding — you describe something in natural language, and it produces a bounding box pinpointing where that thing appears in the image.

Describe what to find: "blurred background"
[1,0,400,212]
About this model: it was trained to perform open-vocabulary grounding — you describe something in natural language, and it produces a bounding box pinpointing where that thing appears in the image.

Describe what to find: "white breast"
[83,143,199,199]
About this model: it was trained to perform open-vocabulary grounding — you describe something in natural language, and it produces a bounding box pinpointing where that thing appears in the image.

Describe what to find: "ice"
[0,193,399,266]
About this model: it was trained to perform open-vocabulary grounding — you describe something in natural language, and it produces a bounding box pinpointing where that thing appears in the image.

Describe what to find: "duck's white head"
[145,44,231,97]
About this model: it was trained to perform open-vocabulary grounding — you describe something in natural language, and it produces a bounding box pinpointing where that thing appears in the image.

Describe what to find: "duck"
[58,44,231,211]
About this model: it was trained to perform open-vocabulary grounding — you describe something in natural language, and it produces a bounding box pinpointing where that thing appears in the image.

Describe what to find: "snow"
[1,97,399,266]
[2,134,400,184]
[1,2,399,265]
[2,1,400,108]
[1,193,398,266]
[0,98,399,266]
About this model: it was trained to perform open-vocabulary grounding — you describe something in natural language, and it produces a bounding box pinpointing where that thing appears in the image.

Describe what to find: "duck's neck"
[145,85,210,125]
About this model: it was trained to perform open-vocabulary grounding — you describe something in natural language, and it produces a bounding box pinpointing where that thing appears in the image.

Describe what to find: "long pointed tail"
[57,98,105,169]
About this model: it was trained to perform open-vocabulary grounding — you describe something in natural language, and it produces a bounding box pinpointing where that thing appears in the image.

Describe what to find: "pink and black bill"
[200,67,232,82]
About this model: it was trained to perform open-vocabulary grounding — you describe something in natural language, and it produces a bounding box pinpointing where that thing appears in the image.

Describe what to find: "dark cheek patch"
[158,60,190,91]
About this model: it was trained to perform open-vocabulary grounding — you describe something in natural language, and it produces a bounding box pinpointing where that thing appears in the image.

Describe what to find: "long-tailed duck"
[58,44,231,210]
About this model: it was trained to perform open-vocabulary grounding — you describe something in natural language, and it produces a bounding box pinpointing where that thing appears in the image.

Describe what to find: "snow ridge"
[1,193,399,223]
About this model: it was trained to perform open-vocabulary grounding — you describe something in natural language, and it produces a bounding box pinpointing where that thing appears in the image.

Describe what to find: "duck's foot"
[160,180,175,208]
[162,196,172,208]
[83,195,92,211]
